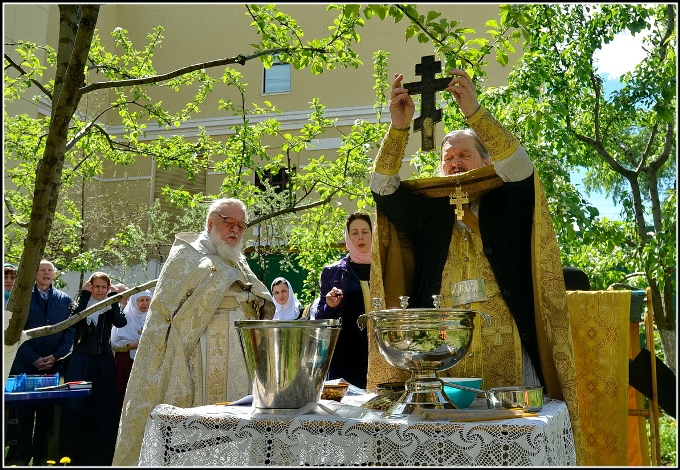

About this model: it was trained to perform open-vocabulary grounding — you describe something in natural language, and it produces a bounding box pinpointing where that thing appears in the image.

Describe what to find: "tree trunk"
[3,5,100,351]
[658,328,676,373]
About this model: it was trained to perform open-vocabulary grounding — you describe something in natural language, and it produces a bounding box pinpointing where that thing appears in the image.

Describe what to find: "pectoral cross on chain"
[403,55,451,151]
[449,185,469,219]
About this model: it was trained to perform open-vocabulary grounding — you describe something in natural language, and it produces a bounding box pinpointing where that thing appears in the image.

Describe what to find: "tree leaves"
[5,4,674,368]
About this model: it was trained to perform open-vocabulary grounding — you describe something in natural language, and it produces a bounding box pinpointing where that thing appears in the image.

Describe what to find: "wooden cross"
[403,55,451,151]
[449,184,469,219]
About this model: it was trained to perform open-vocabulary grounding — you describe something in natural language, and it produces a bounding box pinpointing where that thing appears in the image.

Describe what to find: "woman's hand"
[325,287,344,308]
[111,283,128,307]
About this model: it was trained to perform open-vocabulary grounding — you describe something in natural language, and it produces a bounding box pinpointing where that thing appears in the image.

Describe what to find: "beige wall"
[4,4,53,117]
[101,4,513,115]
[4,4,519,249]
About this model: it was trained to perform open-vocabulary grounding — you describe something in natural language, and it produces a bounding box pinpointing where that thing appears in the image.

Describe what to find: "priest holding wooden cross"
[367,64,578,441]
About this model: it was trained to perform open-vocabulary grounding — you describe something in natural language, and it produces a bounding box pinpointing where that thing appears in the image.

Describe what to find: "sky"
[572,30,650,221]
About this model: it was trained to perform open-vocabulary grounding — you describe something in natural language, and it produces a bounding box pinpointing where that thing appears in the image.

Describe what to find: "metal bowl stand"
[382,372,458,418]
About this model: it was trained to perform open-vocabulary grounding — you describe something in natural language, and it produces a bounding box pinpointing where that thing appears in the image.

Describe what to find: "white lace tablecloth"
[139,398,575,466]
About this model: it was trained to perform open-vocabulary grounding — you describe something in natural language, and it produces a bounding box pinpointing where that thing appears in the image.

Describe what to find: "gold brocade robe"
[112,232,274,466]
[366,104,636,465]
[437,220,523,387]
[367,170,585,465]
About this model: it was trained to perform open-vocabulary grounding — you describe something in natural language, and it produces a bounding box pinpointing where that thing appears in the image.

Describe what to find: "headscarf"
[345,228,372,264]
[85,294,109,326]
[271,278,301,320]
[111,290,152,359]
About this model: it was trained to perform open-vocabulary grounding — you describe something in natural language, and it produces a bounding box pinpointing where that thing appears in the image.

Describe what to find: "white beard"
[208,229,245,264]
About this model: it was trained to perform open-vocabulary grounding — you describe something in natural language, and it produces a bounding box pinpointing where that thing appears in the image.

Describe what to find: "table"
[4,388,93,458]
[5,388,92,403]
[139,397,576,466]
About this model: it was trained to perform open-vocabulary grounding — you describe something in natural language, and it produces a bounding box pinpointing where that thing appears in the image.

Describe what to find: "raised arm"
[370,73,415,195]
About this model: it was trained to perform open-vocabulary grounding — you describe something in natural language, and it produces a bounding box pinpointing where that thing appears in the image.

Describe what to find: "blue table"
[5,388,93,460]
[5,388,92,403]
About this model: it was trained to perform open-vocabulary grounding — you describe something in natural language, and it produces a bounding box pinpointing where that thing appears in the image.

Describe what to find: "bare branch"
[637,123,659,171]
[78,48,326,96]
[571,132,637,179]
[248,190,340,226]
[21,280,158,340]
[649,123,675,172]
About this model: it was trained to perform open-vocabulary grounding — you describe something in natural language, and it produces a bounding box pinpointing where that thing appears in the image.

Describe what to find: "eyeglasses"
[214,212,247,232]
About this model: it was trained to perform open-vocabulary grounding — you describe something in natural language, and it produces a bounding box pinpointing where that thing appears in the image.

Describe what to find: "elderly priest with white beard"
[113,198,275,466]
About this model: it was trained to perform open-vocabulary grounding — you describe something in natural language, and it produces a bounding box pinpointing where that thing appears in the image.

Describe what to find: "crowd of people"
[4,64,587,466]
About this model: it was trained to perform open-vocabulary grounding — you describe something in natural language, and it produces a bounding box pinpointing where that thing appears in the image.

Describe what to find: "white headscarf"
[111,290,152,359]
[85,294,109,326]
[271,278,301,320]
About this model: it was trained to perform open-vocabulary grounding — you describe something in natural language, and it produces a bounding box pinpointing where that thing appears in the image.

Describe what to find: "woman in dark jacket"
[61,272,126,466]
[315,212,373,389]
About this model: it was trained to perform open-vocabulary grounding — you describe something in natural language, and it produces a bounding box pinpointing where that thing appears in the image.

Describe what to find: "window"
[263,59,290,94]
[255,168,293,193]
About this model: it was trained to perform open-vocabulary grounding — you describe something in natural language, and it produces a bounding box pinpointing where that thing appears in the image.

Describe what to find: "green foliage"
[288,206,346,303]
[4,3,526,295]
[249,4,364,73]
[4,5,375,287]
[5,6,675,403]
[658,412,677,466]
[641,190,677,293]
[409,148,441,177]
[360,3,521,83]
[484,4,676,365]
[3,41,56,101]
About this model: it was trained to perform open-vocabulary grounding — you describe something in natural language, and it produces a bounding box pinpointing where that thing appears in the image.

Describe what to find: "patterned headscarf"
[345,228,372,264]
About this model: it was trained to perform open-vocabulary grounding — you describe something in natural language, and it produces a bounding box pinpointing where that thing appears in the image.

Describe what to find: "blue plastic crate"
[24,373,59,391]
[6,373,60,392]
[5,374,26,392]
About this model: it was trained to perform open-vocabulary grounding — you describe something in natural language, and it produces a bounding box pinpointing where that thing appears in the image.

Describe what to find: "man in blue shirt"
[7,260,74,466]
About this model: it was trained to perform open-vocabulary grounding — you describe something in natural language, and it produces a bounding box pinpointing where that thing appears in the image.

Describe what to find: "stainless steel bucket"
[235,319,342,411]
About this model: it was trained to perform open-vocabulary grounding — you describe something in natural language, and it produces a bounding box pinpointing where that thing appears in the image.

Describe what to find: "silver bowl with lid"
[359,296,491,418]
